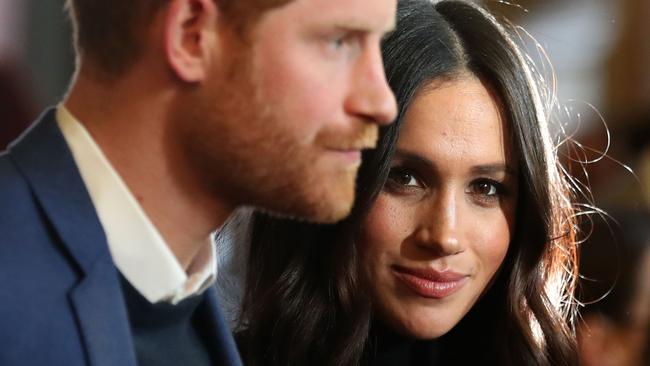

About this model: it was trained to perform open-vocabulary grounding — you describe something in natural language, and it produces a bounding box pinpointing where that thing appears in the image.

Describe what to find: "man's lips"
[325,135,377,164]
[326,146,368,164]
[328,141,376,151]
[392,265,469,299]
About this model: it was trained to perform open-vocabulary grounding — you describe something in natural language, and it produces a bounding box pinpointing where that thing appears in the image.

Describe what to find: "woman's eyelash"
[385,167,512,205]
[385,167,424,190]
[467,178,510,204]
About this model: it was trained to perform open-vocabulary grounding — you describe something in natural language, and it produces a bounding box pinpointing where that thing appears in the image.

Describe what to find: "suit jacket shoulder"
[0,109,136,366]
[0,109,242,366]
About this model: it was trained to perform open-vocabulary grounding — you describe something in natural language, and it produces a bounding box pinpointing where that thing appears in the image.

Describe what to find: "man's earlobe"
[165,0,219,83]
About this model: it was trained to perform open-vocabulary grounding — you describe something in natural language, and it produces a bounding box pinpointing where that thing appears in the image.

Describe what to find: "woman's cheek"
[359,193,413,258]
[471,212,512,275]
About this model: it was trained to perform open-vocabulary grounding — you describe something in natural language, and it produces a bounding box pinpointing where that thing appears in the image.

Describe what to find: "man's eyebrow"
[333,18,396,34]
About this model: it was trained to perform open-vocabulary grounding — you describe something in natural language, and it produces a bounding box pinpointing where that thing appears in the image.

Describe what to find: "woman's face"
[358,75,519,339]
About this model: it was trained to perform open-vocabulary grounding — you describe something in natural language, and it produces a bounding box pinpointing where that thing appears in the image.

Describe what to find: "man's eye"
[331,36,347,49]
[326,33,361,54]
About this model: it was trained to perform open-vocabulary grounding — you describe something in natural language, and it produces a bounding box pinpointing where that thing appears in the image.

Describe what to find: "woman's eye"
[387,168,422,188]
[472,181,498,196]
[467,179,507,206]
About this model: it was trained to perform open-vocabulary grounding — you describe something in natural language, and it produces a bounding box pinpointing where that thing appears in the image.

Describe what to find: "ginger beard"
[176,35,378,224]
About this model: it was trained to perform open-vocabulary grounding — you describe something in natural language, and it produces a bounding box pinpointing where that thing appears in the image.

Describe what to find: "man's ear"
[164,0,219,83]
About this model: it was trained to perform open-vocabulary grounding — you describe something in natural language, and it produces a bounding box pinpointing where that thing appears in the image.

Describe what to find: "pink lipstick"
[393,266,468,299]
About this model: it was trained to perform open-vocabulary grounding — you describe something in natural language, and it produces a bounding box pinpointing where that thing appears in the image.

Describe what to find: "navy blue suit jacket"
[0,109,243,366]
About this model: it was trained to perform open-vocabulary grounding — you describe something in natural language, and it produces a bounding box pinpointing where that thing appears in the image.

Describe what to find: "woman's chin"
[406,326,451,340]
[391,315,457,340]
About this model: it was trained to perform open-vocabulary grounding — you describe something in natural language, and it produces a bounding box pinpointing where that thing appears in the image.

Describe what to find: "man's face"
[181,0,397,223]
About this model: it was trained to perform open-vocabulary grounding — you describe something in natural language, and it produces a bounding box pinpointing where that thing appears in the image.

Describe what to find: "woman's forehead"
[398,77,512,166]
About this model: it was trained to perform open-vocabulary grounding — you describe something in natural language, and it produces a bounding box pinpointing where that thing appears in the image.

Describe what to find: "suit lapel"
[9,109,137,366]
[69,258,137,366]
[200,288,244,366]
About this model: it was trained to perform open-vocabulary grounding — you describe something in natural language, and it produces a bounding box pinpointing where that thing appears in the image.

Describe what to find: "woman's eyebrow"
[395,149,516,177]
[470,164,516,177]
[393,149,435,170]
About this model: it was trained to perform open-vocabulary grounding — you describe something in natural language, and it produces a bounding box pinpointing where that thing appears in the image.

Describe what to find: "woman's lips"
[392,265,469,299]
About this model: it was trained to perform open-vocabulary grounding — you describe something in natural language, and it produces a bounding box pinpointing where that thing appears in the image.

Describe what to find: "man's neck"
[64,68,233,269]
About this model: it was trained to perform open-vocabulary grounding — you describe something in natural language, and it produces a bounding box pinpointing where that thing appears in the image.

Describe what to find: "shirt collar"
[56,104,216,304]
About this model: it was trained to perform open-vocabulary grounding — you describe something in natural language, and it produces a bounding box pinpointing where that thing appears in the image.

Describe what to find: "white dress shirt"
[56,105,216,305]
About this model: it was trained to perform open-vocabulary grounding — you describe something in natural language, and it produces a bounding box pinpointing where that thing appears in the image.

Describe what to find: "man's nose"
[344,44,398,126]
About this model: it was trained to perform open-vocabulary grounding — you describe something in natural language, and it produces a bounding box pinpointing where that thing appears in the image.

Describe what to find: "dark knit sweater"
[363,323,440,366]
[120,276,215,366]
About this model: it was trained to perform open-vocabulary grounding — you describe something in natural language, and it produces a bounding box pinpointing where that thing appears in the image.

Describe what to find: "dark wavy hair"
[237,1,579,365]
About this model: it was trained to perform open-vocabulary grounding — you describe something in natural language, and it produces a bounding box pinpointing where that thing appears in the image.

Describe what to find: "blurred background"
[1,0,648,364]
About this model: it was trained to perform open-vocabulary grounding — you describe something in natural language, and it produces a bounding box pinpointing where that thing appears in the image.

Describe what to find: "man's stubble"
[175,42,374,224]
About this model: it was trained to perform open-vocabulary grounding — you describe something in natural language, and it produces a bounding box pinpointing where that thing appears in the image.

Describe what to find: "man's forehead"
[288,0,396,33]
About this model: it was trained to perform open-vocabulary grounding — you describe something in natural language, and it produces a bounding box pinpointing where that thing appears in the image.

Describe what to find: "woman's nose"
[415,190,463,256]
